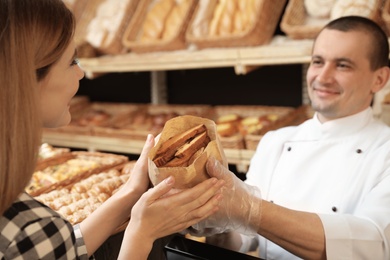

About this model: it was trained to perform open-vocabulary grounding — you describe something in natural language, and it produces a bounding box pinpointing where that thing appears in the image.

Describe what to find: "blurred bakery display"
[38,2,390,258]
[67,0,289,57]
[281,0,386,39]
[42,96,313,167]
[55,0,390,164]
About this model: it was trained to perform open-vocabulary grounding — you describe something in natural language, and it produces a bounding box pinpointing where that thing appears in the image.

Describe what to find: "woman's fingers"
[163,178,224,227]
[166,178,224,207]
[131,134,154,174]
[144,176,176,203]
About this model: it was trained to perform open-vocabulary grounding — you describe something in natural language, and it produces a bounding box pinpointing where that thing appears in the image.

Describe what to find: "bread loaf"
[218,0,236,36]
[304,0,337,18]
[208,0,259,37]
[331,0,377,20]
[162,0,192,40]
[208,0,227,36]
[190,0,215,37]
[86,0,131,52]
[140,0,175,42]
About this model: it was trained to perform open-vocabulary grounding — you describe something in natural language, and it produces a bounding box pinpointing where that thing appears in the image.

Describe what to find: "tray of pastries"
[38,143,70,164]
[211,105,299,150]
[244,105,313,150]
[34,161,136,232]
[27,151,129,197]
[93,104,212,140]
[56,102,140,136]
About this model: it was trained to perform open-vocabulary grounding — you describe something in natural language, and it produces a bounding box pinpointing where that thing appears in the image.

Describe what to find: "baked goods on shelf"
[281,0,384,39]
[122,0,197,53]
[207,0,260,37]
[212,105,299,150]
[42,102,307,151]
[38,143,71,163]
[93,104,212,140]
[304,0,336,19]
[35,161,135,226]
[186,0,287,49]
[382,0,390,36]
[330,0,380,20]
[85,0,140,54]
[238,114,279,136]
[53,102,139,135]
[27,151,128,197]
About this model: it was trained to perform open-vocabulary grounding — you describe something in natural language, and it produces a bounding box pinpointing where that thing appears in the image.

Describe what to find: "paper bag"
[148,115,227,189]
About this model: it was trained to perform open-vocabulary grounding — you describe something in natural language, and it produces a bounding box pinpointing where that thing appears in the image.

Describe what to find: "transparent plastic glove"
[190,157,262,236]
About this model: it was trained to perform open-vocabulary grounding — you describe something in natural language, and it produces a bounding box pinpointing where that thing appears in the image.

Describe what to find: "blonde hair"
[0,0,75,214]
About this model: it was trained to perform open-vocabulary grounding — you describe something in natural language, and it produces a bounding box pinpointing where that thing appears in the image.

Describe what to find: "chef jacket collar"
[310,107,373,139]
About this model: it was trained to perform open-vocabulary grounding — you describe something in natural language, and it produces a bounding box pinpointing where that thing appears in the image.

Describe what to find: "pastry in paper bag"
[148,115,227,189]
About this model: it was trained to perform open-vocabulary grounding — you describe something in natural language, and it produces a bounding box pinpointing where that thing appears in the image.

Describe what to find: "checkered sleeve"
[0,193,93,260]
[73,223,91,259]
[4,216,88,260]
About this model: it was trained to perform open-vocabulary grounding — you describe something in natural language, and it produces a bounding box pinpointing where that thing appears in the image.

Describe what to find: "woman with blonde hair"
[0,0,224,259]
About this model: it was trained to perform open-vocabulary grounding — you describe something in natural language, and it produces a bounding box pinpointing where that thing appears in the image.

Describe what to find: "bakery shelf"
[42,132,255,170]
[68,36,311,170]
[79,36,313,77]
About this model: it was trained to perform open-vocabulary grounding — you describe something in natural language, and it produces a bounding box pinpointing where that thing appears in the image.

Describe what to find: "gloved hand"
[189,157,262,236]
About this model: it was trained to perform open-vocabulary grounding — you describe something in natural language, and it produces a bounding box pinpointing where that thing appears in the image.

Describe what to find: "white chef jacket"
[244,107,390,260]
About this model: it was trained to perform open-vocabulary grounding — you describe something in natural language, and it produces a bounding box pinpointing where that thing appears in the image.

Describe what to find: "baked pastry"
[215,113,241,137]
[35,165,133,225]
[330,0,377,20]
[238,114,280,135]
[218,0,236,36]
[217,122,238,137]
[139,0,175,42]
[304,0,337,18]
[217,113,241,124]
[86,0,128,49]
[190,0,215,37]
[75,109,111,126]
[208,0,259,36]
[162,0,192,40]
[208,0,227,36]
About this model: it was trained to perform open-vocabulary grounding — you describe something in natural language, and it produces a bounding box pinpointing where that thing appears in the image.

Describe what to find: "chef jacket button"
[332,206,337,212]
[356,149,362,154]
[287,147,291,152]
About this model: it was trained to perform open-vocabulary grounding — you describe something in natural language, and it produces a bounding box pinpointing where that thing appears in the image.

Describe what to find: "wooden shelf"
[79,36,313,77]
[42,132,255,171]
[65,36,311,170]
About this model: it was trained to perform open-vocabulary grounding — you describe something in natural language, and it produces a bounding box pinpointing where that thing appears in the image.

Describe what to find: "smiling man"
[200,16,390,260]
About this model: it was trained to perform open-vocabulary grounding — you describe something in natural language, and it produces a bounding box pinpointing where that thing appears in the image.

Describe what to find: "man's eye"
[71,58,79,66]
[311,60,322,65]
[338,63,349,68]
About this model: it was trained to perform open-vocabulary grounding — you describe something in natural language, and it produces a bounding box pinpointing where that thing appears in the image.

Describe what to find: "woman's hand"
[118,134,155,198]
[119,176,224,259]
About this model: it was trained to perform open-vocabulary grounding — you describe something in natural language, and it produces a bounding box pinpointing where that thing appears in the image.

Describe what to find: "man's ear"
[372,66,390,94]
